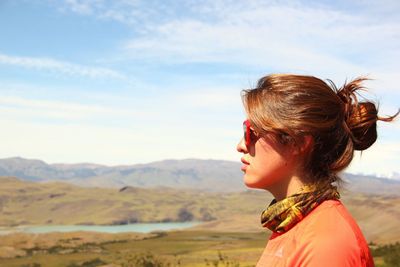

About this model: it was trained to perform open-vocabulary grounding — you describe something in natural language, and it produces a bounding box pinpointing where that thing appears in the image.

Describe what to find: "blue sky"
[0,0,399,178]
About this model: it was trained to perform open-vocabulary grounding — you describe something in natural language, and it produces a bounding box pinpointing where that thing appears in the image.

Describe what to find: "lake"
[0,222,200,235]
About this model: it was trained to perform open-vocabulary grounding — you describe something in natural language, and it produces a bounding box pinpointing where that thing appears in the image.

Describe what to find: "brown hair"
[242,74,398,183]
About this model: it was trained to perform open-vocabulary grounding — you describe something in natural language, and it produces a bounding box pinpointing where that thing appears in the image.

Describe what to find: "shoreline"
[0,221,202,235]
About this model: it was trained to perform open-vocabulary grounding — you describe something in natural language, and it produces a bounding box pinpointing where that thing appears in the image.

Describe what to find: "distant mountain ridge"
[0,157,399,195]
[0,157,246,192]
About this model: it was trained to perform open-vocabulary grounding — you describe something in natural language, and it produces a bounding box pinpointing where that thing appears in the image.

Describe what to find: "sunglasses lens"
[243,120,250,146]
[243,123,247,144]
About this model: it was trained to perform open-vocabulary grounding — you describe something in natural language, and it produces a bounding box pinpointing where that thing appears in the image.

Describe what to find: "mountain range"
[1,157,400,245]
[0,157,399,195]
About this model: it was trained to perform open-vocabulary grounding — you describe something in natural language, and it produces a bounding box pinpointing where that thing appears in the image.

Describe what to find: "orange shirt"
[256,200,374,267]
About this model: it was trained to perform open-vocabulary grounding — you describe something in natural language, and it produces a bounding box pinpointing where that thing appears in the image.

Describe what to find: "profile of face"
[237,121,299,191]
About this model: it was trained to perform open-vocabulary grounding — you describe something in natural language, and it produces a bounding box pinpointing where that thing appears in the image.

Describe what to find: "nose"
[237,137,248,153]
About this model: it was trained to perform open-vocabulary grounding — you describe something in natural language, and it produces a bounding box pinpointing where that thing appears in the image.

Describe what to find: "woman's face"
[237,124,298,190]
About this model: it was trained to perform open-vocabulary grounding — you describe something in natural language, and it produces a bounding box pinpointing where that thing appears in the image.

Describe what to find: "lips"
[241,158,249,171]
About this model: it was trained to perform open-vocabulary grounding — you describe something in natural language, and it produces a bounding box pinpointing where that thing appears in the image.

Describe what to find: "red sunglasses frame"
[243,119,256,147]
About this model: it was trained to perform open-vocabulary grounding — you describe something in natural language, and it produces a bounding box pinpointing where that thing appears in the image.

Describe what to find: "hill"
[1,157,400,195]
[1,177,399,244]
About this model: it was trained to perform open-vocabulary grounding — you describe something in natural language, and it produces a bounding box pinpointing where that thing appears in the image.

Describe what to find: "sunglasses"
[243,119,258,147]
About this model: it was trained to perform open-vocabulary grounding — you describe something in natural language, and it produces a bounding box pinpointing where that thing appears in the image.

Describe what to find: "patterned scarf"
[261,183,340,233]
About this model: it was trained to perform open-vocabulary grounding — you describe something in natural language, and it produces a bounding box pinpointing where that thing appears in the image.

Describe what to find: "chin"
[243,176,267,190]
[243,173,277,191]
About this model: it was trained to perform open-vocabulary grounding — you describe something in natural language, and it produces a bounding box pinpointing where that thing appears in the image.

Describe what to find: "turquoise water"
[0,222,200,234]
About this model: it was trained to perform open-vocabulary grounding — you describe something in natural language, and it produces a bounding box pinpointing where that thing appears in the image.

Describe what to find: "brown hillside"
[0,177,399,244]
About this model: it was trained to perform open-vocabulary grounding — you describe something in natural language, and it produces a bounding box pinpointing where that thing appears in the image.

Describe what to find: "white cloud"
[122,4,399,71]
[0,96,153,121]
[57,1,400,88]
[64,0,95,15]
[0,115,240,165]
[175,88,242,110]
[118,4,400,124]
[0,53,125,79]
[58,0,183,26]
[348,140,400,178]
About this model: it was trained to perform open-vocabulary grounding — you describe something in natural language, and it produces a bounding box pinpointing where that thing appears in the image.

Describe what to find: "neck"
[267,175,307,201]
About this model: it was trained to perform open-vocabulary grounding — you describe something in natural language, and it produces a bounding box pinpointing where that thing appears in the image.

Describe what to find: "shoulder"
[298,200,359,241]
[288,200,373,266]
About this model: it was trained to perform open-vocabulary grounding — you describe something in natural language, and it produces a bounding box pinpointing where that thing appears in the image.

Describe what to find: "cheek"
[243,143,291,189]
[244,159,287,189]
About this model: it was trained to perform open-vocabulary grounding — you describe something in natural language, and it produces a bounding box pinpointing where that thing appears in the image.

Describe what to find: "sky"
[0,0,399,178]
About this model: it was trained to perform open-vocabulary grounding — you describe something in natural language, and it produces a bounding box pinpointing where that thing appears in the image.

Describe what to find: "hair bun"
[337,78,378,151]
[347,102,378,151]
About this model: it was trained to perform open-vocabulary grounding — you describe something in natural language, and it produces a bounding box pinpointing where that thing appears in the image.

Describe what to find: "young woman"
[236,74,398,267]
